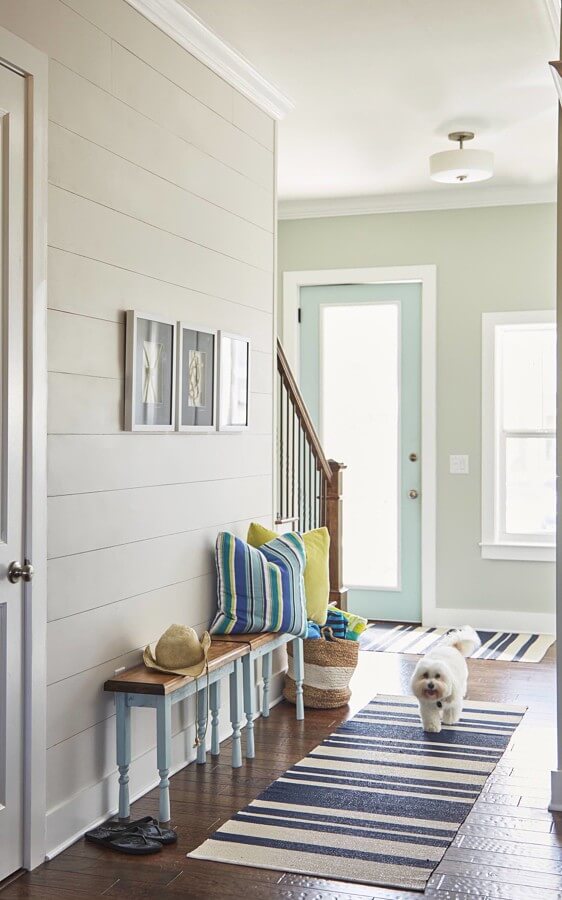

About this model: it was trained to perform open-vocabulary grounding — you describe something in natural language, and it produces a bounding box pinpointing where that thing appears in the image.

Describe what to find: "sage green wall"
[278,203,556,618]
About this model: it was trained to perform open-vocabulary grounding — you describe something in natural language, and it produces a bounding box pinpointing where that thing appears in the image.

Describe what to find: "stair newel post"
[326,459,347,610]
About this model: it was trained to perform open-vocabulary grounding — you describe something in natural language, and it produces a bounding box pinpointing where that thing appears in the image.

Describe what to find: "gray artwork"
[180,327,215,428]
[134,317,174,427]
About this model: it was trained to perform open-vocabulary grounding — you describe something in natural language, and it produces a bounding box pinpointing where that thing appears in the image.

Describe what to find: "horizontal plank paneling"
[62,0,233,120]
[47,575,215,684]
[251,350,274,395]
[49,123,272,271]
[49,61,273,230]
[112,44,273,190]
[9,0,275,844]
[49,185,272,312]
[48,309,271,391]
[48,433,272,495]
[47,516,270,623]
[48,372,123,434]
[48,474,272,558]
[0,0,111,89]
[232,90,275,150]
[48,372,272,436]
[48,310,123,379]
[48,247,273,349]
[47,648,144,749]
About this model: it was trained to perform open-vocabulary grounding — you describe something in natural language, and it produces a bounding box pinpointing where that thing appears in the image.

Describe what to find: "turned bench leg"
[242,654,255,759]
[196,685,208,764]
[156,695,172,822]
[116,693,131,820]
[294,637,305,721]
[262,651,271,718]
[210,680,221,757]
[230,658,242,768]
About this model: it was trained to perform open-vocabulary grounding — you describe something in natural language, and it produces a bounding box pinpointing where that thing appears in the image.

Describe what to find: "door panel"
[300,283,421,622]
[0,63,26,882]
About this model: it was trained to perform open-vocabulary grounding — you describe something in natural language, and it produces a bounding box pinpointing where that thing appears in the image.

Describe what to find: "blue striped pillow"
[210,531,307,637]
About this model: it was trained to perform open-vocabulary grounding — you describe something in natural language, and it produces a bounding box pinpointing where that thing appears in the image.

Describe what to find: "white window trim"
[481,309,556,563]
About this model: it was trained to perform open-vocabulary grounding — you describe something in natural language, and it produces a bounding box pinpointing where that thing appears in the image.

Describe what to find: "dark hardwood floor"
[2,645,558,899]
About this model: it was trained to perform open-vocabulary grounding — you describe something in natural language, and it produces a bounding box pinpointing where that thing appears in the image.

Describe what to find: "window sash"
[481,310,556,559]
[497,429,555,545]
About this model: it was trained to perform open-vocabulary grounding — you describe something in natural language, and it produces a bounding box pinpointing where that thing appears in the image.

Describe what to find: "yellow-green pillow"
[247,522,329,626]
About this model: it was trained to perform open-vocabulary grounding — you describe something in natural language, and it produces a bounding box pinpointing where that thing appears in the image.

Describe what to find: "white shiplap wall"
[0,0,276,854]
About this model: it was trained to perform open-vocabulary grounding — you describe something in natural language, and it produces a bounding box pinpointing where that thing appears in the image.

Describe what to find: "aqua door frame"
[282,265,437,626]
[300,283,422,622]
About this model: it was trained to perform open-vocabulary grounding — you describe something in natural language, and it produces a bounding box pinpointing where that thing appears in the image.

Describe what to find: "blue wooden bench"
[104,633,304,822]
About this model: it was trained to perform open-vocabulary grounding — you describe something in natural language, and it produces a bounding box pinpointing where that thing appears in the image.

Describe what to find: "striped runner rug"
[188,694,525,891]
[360,623,555,662]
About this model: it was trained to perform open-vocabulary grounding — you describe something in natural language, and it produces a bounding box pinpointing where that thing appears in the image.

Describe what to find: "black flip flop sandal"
[85,825,162,855]
[104,816,177,846]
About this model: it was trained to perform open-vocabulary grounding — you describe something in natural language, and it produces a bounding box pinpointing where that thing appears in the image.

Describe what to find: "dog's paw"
[423,721,442,733]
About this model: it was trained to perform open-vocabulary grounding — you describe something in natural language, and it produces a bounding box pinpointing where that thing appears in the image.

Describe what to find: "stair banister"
[276,338,347,610]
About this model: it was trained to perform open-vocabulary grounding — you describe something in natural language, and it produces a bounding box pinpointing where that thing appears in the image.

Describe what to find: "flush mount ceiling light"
[429,131,494,184]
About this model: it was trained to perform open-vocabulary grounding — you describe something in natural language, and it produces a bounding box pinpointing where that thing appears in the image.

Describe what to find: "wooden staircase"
[276,339,347,609]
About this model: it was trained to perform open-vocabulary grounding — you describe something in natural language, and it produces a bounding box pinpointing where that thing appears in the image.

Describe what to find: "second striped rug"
[188,694,525,891]
[360,623,555,663]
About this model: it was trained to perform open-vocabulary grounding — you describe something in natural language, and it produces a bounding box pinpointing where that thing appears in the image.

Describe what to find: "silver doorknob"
[408,489,419,500]
[8,559,34,583]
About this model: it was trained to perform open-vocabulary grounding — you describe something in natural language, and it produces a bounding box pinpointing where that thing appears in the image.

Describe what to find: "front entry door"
[300,283,422,622]
[0,63,26,881]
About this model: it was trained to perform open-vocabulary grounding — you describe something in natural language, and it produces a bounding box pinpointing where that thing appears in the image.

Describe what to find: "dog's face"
[411,659,452,702]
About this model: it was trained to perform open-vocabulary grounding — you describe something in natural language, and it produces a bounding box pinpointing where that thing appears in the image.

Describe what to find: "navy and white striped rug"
[188,694,525,891]
[360,623,555,663]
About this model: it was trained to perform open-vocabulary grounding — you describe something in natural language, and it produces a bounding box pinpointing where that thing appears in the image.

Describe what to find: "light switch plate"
[449,454,469,475]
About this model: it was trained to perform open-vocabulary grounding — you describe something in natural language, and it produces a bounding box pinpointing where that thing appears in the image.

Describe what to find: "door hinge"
[297,308,302,323]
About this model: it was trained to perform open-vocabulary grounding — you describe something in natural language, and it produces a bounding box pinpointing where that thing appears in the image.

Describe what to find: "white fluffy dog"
[410,626,481,733]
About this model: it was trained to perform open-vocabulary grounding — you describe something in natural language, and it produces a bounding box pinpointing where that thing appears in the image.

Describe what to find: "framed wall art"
[177,323,217,432]
[217,331,250,432]
[125,310,177,431]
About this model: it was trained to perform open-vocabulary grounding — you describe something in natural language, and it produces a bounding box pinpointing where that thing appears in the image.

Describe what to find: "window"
[481,311,556,562]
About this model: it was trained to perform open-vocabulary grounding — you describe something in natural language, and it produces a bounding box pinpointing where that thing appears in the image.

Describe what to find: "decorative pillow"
[247,522,330,626]
[211,531,307,637]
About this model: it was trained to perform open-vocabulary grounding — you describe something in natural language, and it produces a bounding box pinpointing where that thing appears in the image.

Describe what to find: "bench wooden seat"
[104,639,248,695]
[103,633,304,823]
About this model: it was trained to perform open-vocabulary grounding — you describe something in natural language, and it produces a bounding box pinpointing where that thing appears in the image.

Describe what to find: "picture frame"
[176,323,217,432]
[217,331,251,432]
[124,310,177,432]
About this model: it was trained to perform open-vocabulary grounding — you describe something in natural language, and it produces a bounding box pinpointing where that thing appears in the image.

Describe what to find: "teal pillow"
[211,531,307,637]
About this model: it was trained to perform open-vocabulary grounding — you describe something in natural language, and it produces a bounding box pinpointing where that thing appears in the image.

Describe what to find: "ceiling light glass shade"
[429,148,494,183]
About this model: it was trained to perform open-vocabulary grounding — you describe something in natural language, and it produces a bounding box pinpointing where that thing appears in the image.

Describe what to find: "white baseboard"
[45,668,287,862]
[423,607,555,635]
[549,770,562,811]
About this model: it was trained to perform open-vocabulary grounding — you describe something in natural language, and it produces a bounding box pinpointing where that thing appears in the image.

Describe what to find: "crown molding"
[124,0,294,119]
[544,0,561,46]
[277,184,557,220]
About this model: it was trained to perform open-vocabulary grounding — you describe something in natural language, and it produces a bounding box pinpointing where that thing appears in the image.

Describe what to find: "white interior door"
[0,62,26,882]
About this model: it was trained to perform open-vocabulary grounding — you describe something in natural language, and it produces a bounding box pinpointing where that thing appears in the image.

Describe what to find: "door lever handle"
[8,559,34,583]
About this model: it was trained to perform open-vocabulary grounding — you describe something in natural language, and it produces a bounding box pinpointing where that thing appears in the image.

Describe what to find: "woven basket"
[283,633,359,709]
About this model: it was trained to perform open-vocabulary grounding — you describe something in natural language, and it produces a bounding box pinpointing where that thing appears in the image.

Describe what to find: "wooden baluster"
[325,459,347,610]
[292,406,296,523]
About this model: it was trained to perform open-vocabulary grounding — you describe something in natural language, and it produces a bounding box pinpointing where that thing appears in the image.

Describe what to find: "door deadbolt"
[408,489,419,500]
[409,452,418,462]
[8,559,34,583]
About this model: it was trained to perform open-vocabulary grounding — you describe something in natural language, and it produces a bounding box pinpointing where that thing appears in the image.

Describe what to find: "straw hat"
[143,624,211,677]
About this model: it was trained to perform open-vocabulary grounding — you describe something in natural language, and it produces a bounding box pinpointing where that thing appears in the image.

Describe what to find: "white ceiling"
[185,0,559,217]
